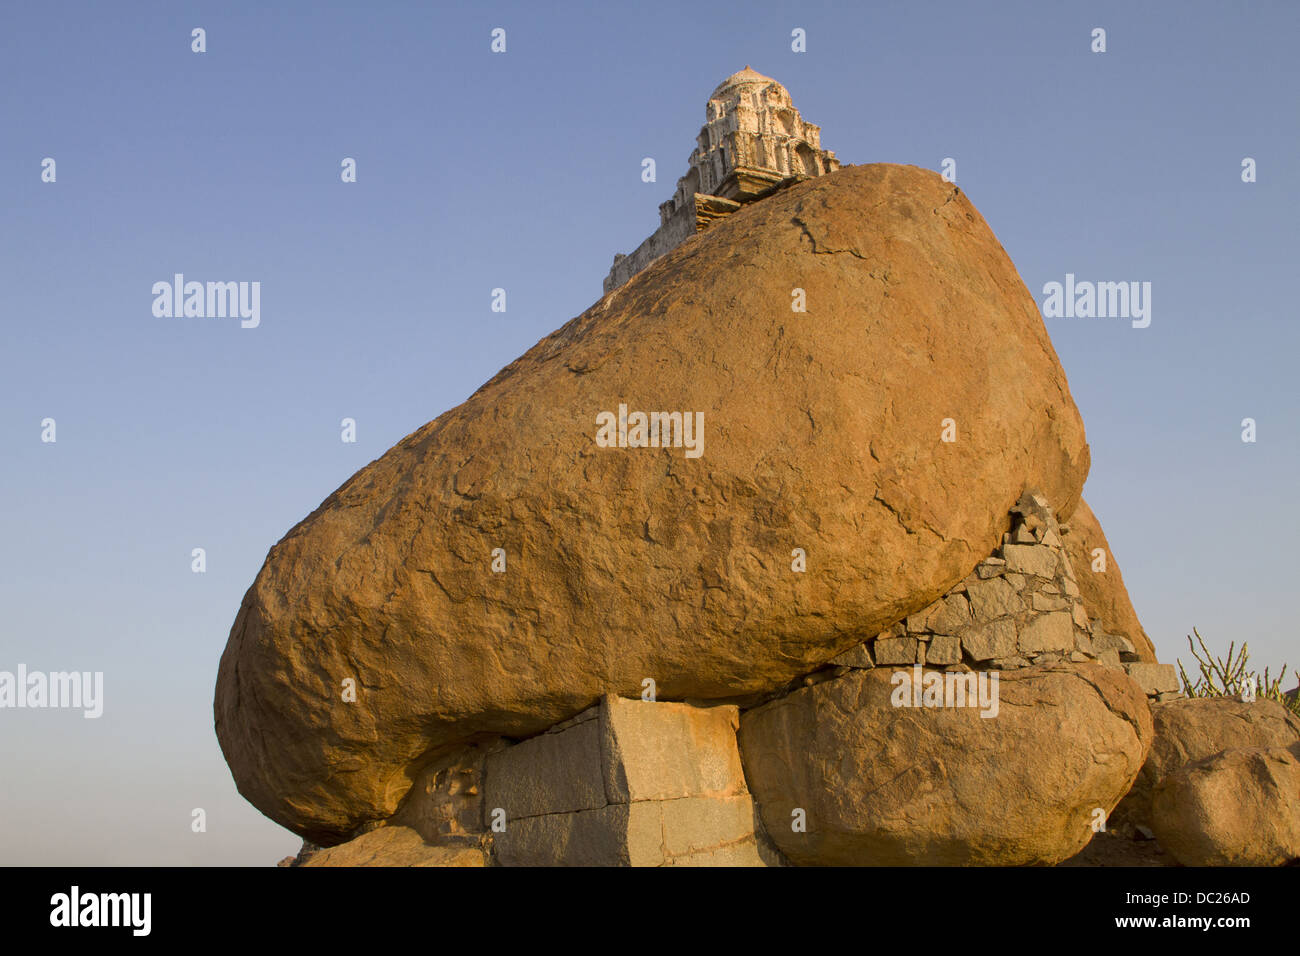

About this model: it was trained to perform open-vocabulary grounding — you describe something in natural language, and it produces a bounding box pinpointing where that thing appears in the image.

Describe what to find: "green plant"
[1178,627,1300,716]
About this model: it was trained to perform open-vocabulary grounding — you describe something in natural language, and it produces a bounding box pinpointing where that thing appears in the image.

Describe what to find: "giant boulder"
[215,163,1091,843]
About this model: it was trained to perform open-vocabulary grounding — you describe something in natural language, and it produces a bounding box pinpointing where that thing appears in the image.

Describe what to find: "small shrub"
[1178,627,1299,716]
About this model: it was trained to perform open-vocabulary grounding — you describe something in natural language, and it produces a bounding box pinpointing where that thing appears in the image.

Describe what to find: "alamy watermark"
[595,403,704,458]
[152,274,260,328]
[50,886,150,936]
[0,665,103,718]
[890,665,999,718]
[1041,274,1150,329]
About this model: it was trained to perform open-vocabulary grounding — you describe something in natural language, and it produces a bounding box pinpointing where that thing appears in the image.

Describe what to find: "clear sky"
[2,0,1296,865]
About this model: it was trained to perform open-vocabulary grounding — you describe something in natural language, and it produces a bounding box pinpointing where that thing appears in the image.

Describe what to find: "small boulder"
[1151,746,1300,866]
[737,662,1152,865]
[1113,696,1300,830]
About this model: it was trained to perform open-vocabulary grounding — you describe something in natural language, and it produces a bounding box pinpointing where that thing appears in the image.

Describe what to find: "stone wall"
[825,492,1180,701]
[603,194,717,294]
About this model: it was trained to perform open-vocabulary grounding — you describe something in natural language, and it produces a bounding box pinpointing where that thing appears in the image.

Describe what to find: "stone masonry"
[827,491,1181,701]
[483,695,773,866]
[604,67,840,293]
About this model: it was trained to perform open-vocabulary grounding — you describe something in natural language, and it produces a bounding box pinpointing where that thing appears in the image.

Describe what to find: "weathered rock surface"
[1151,746,1300,866]
[1113,696,1300,830]
[215,162,1091,842]
[1063,498,1157,662]
[298,826,486,867]
[737,663,1151,865]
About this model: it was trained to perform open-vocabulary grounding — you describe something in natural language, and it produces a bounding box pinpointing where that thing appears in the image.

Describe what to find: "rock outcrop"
[737,662,1152,865]
[215,161,1092,843]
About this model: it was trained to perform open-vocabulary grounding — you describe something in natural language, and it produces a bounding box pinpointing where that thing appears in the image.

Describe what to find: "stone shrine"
[604,67,841,293]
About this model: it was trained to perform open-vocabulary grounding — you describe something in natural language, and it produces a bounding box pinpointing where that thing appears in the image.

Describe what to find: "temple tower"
[605,68,841,293]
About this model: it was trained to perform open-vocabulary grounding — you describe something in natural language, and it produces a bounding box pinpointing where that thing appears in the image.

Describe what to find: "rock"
[737,663,1152,865]
[1002,544,1059,579]
[1123,662,1179,697]
[964,576,1022,619]
[1070,602,1090,629]
[1095,648,1122,668]
[925,635,962,666]
[485,719,608,818]
[1013,491,1053,524]
[299,827,487,867]
[278,840,321,867]
[873,637,920,666]
[1093,631,1136,659]
[214,162,1091,842]
[830,643,874,669]
[926,594,973,635]
[485,696,769,866]
[1151,746,1300,866]
[1018,611,1074,654]
[600,696,747,803]
[1032,592,1069,612]
[495,796,767,867]
[1114,697,1300,830]
[388,739,501,845]
[1063,499,1157,662]
[486,697,746,815]
[961,619,1018,662]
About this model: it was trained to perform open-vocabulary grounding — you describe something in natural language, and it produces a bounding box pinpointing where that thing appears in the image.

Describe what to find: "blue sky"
[2,0,1297,864]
